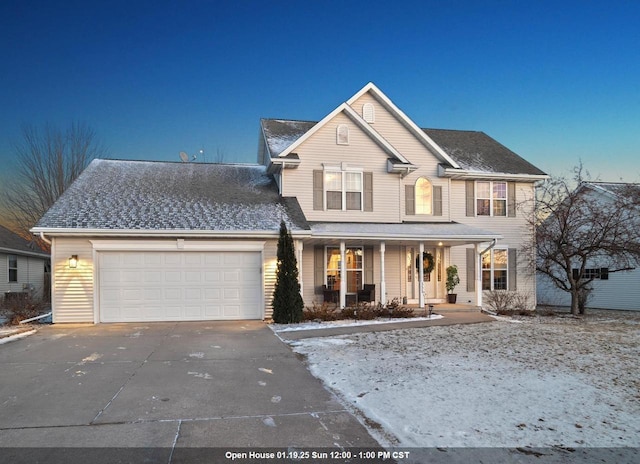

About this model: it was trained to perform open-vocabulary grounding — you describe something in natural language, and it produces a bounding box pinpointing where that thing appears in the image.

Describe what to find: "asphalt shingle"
[423,128,547,176]
[35,159,309,232]
[261,119,546,177]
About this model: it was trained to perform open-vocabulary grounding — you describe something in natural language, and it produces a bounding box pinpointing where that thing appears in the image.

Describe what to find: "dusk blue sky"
[1,0,639,184]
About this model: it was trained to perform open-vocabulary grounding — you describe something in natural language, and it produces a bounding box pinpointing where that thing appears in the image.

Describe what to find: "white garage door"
[99,251,262,322]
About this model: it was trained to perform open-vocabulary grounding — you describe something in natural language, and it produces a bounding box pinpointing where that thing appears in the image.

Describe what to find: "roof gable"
[260,83,547,180]
[347,82,461,168]
[263,103,410,164]
[581,181,640,203]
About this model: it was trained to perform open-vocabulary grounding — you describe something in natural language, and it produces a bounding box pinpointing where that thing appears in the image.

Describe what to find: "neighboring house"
[537,182,640,311]
[33,83,547,323]
[0,224,50,302]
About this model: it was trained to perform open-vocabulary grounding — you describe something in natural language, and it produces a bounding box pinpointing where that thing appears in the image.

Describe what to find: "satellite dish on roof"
[179,151,189,162]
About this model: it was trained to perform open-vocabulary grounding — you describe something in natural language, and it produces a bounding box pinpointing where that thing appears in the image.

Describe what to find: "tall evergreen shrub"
[272,221,304,323]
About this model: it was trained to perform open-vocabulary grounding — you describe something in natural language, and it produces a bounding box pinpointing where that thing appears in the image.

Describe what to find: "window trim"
[8,254,18,283]
[323,167,363,211]
[336,124,349,145]
[325,246,364,292]
[362,103,375,123]
[415,177,433,215]
[481,248,508,290]
[476,180,507,217]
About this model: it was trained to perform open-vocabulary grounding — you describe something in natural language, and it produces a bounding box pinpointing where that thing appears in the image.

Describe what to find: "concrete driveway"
[0,322,380,463]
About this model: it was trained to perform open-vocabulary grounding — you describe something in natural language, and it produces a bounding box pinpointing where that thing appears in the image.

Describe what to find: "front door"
[405,247,436,303]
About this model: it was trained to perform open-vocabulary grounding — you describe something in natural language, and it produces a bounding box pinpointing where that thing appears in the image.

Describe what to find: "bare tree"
[2,122,106,244]
[213,147,226,164]
[525,164,640,315]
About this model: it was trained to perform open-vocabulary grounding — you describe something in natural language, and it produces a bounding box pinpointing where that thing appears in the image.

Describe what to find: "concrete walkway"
[276,310,495,341]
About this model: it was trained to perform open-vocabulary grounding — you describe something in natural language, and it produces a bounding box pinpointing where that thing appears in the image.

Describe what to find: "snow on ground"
[289,310,640,449]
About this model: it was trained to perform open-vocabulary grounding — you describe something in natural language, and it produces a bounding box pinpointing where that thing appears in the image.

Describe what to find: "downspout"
[476,239,497,309]
[39,232,52,245]
[479,238,497,256]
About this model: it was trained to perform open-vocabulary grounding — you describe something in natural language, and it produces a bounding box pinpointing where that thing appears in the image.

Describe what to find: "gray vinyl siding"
[0,252,48,299]
[537,267,640,311]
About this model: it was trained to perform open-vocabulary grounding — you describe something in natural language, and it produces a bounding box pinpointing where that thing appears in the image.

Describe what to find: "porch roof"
[307,222,501,245]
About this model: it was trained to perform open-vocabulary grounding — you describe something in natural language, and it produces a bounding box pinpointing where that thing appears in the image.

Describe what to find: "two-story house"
[33,83,547,323]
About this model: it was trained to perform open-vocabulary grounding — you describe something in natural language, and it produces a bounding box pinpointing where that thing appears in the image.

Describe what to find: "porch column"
[340,241,346,309]
[418,242,425,309]
[296,240,303,297]
[475,243,483,307]
[379,242,386,304]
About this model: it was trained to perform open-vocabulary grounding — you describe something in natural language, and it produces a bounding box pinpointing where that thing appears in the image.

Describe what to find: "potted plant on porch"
[446,265,460,304]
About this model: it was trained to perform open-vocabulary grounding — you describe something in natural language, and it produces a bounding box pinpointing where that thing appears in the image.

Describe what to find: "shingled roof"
[261,119,546,177]
[34,159,309,233]
[423,128,547,176]
[0,224,49,257]
[261,119,316,157]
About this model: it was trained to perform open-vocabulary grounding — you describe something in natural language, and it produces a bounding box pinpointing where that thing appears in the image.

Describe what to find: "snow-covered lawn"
[287,310,640,449]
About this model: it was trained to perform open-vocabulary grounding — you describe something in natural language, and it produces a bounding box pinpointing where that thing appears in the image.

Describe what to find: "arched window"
[363,103,375,123]
[415,177,432,215]
[336,124,349,145]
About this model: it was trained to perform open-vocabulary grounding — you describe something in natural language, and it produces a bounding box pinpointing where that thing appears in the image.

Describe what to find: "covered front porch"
[294,222,501,311]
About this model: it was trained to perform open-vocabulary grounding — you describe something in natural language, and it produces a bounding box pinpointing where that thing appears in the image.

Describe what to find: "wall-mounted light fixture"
[69,255,78,269]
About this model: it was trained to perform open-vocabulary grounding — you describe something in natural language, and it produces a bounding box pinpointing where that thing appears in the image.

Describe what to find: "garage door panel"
[185,288,201,300]
[224,271,239,282]
[204,305,221,317]
[204,254,222,266]
[204,271,220,282]
[143,288,162,300]
[204,288,221,299]
[163,254,181,265]
[122,254,144,266]
[185,271,201,282]
[144,271,162,283]
[164,288,182,301]
[99,250,262,322]
[184,254,202,266]
[164,271,182,283]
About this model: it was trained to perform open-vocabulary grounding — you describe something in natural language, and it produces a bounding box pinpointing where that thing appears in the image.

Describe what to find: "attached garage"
[32,160,308,324]
[98,250,263,322]
[98,251,262,322]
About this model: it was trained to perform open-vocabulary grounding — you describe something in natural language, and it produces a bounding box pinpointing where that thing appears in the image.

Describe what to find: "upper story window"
[477,181,507,216]
[415,177,433,215]
[325,169,362,211]
[314,167,372,212]
[362,103,375,123]
[8,254,18,282]
[336,124,349,145]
